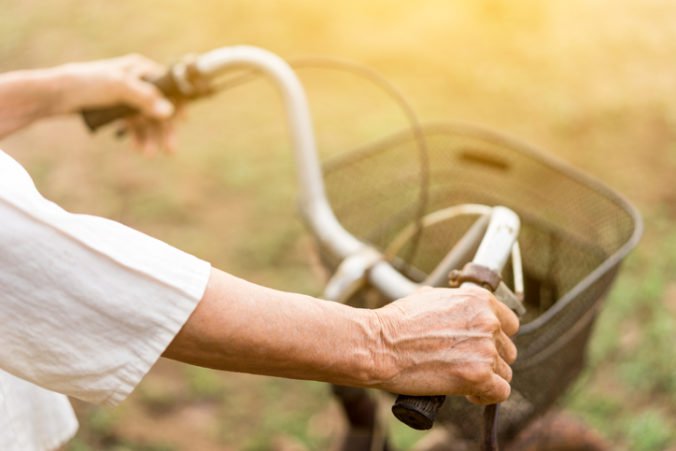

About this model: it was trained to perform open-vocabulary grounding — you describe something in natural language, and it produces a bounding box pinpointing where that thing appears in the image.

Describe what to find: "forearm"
[0,55,176,150]
[163,268,384,387]
[0,68,69,138]
[164,268,519,403]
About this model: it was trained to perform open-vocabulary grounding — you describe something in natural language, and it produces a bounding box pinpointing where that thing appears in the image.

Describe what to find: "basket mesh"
[320,122,641,444]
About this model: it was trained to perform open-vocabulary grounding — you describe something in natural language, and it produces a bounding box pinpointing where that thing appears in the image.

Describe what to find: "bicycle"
[84,45,642,450]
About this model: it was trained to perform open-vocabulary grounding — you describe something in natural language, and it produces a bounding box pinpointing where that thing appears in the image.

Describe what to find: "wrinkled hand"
[56,54,179,155]
[372,286,519,405]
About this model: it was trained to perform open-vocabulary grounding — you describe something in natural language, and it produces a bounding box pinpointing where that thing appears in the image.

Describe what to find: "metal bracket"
[448,262,526,316]
[322,247,383,303]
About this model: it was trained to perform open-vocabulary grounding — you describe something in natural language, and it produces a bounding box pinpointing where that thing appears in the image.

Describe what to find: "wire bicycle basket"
[321,122,642,446]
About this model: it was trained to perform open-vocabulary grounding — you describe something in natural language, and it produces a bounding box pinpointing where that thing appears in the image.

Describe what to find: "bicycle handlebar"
[83,45,521,446]
[83,46,419,297]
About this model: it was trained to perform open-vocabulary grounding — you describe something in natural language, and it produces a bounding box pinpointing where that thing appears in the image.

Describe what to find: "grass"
[2,0,676,449]
[564,212,676,449]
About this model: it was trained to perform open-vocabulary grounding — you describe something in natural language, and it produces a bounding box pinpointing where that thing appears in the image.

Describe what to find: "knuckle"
[460,362,492,385]
[129,82,158,102]
[472,285,496,302]
[476,337,498,357]
[464,284,490,298]
[485,343,499,360]
[476,314,501,333]
[107,74,131,96]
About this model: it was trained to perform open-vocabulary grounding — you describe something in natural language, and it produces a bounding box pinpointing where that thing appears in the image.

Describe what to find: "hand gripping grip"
[391,207,520,433]
[80,71,181,131]
[81,60,209,132]
[390,272,498,431]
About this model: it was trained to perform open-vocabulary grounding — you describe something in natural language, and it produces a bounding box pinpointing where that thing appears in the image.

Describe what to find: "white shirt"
[0,150,211,450]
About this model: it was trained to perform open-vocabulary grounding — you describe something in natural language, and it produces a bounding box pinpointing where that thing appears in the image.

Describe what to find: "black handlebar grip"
[391,394,446,430]
[81,70,182,132]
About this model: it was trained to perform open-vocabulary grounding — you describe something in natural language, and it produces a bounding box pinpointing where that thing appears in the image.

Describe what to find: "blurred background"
[1,0,674,449]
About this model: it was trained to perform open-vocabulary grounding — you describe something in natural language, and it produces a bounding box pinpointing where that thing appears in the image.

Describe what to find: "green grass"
[565,212,676,449]
[624,410,674,451]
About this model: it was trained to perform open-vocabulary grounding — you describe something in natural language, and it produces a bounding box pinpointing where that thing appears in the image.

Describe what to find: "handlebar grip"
[390,261,514,433]
[391,394,446,430]
[81,70,182,132]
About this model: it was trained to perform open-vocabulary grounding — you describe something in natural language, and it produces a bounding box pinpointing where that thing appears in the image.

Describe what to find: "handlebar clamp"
[448,263,502,291]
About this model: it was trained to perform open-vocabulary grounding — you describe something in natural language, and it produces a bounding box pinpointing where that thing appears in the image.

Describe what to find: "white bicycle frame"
[188,46,520,299]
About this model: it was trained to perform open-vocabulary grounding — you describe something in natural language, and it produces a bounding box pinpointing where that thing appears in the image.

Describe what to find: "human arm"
[0,54,177,153]
[164,269,519,404]
[0,148,517,406]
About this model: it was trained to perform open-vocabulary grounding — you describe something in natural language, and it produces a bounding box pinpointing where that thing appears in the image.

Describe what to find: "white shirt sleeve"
[0,150,211,406]
[0,370,78,451]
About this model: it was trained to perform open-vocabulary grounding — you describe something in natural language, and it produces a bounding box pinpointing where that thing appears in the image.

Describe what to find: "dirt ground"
[2,1,675,450]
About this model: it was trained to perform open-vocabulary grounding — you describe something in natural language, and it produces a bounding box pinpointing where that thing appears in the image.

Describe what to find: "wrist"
[316,302,387,388]
[351,307,396,389]
[37,64,82,115]
[0,67,71,137]
[13,66,74,118]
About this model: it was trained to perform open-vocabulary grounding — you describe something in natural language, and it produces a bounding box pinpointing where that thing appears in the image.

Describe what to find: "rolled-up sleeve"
[0,150,211,406]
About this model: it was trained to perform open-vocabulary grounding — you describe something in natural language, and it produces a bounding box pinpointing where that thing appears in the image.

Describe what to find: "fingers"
[375,286,520,402]
[55,53,176,120]
[119,53,165,78]
[144,121,162,156]
[125,117,177,156]
[103,54,173,121]
[489,293,520,337]
[464,288,518,403]
[72,53,181,153]
[495,329,518,364]
[465,373,511,404]
[494,355,513,382]
[455,285,519,337]
[116,78,174,121]
[458,287,517,364]
[113,55,180,154]
[159,121,177,154]
[128,120,151,155]
[466,358,513,405]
